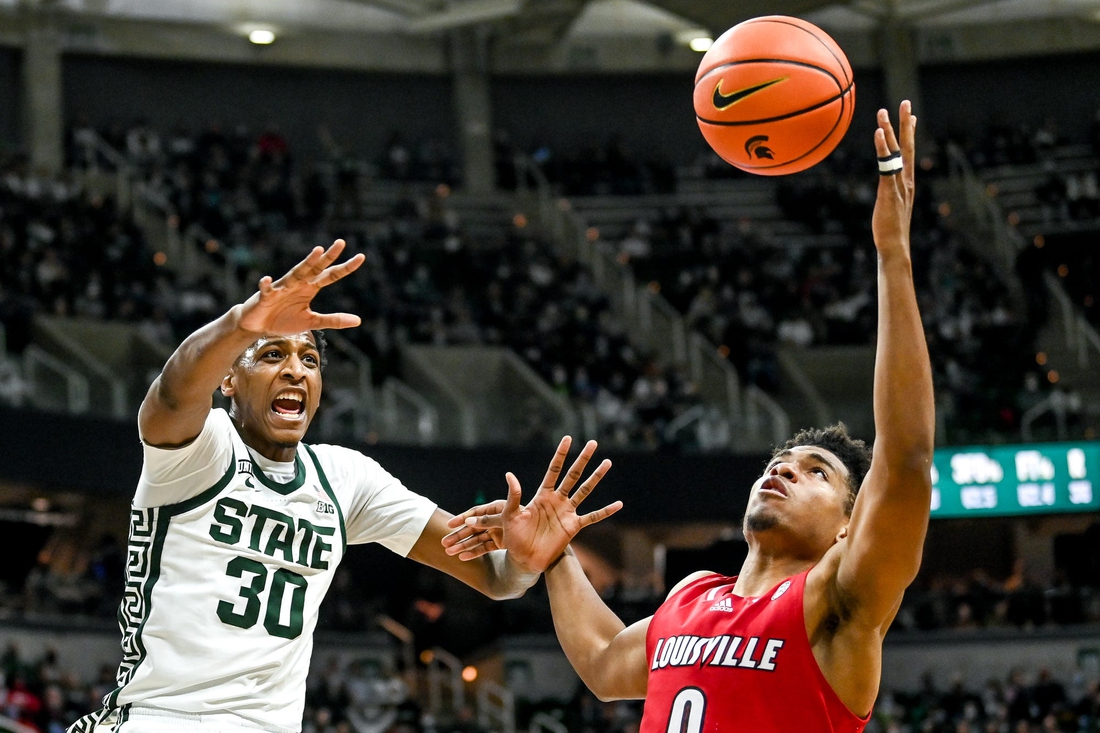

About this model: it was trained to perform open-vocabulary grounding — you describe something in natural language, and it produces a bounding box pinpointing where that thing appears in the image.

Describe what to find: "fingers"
[273,240,353,288]
[539,436,572,491]
[503,472,523,520]
[578,500,624,529]
[443,528,498,557]
[457,541,498,562]
[877,108,900,154]
[441,524,479,549]
[257,275,274,295]
[556,440,598,496]
[308,312,362,330]
[874,127,902,198]
[898,100,917,186]
[570,459,612,507]
[312,253,366,289]
[464,510,506,530]
[276,246,326,287]
[445,500,507,529]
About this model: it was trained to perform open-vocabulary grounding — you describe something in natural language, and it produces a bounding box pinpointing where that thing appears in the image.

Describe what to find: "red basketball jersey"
[640,570,870,733]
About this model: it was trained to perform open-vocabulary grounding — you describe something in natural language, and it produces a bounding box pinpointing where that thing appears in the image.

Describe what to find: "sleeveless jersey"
[70,410,434,733]
[640,571,870,733]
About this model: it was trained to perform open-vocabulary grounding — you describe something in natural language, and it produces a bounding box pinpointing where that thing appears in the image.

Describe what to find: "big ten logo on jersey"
[208,497,336,570]
[316,500,335,514]
[651,634,785,672]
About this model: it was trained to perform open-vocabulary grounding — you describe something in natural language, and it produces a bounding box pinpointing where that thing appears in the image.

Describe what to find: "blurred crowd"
[951,111,1100,229]
[0,156,160,351]
[605,151,1036,444]
[495,133,677,196]
[1,111,1096,447]
[896,569,1100,633]
[0,643,116,733]
[4,638,1100,733]
[46,120,715,449]
[870,668,1100,733]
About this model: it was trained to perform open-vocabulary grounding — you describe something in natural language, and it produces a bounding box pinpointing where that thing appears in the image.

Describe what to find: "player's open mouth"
[760,477,788,498]
[271,391,306,419]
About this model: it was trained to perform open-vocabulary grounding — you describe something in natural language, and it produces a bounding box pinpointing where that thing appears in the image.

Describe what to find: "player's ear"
[835,525,849,543]
[220,372,236,397]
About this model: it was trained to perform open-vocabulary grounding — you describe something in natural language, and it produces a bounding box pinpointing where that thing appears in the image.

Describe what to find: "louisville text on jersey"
[208,496,336,569]
[650,634,785,671]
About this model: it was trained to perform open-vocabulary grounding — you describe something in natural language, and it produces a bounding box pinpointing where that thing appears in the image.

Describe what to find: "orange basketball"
[693,16,855,176]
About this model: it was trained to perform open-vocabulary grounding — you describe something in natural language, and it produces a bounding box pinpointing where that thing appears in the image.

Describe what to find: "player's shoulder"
[207,407,235,431]
[305,443,389,479]
[665,570,722,601]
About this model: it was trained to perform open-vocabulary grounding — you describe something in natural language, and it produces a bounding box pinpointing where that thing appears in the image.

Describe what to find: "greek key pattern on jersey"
[66,704,130,733]
[114,507,161,689]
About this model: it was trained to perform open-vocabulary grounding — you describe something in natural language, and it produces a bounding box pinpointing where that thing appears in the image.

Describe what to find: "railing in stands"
[1044,272,1100,369]
[1020,392,1079,442]
[71,131,133,212]
[23,344,90,414]
[375,615,418,696]
[426,647,465,718]
[518,157,788,452]
[744,385,791,449]
[528,713,569,733]
[944,142,1027,291]
[477,680,516,733]
[380,377,439,445]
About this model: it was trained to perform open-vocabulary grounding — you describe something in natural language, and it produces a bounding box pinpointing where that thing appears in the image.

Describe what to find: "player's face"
[224,333,322,456]
[742,446,851,553]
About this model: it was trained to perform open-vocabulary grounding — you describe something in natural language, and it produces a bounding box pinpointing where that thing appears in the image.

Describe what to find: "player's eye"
[303,354,318,366]
[263,350,281,359]
[812,467,827,479]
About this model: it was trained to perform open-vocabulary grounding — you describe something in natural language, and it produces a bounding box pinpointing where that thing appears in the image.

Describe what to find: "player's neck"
[733,547,815,598]
[234,422,299,463]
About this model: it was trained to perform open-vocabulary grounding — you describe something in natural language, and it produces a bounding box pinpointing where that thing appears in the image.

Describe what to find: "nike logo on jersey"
[711,76,789,111]
[651,634,785,672]
[709,597,734,612]
[209,496,336,570]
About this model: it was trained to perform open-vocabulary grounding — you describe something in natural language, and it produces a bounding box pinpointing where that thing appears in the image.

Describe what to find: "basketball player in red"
[442,102,931,732]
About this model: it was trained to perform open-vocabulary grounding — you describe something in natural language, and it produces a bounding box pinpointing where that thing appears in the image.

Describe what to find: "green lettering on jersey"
[209,497,247,546]
[294,519,316,567]
[247,506,295,560]
[310,524,335,570]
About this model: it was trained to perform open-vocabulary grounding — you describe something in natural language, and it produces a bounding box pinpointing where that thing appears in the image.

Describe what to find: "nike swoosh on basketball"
[712,76,789,111]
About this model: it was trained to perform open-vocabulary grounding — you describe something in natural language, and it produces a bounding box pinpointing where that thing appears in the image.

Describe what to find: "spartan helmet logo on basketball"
[744,135,775,160]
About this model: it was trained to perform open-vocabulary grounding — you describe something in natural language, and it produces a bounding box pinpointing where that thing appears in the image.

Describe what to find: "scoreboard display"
[931,442,1100,518]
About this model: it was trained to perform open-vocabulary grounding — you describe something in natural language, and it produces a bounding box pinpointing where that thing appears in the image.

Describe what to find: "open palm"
[237,240,365,336]
[442,437,622,573]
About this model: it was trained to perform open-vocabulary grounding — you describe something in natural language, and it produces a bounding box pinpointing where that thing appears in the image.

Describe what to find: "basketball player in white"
[69,241,616,733]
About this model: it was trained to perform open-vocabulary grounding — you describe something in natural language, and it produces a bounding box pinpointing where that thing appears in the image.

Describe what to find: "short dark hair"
[771,423,872,515]
[310,330,328,371]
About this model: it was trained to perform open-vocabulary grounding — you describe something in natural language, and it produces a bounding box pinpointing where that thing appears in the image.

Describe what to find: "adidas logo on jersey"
[709,597,734,612]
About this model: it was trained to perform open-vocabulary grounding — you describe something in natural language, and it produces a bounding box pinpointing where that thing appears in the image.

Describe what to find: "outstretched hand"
[871,100,917,257]
[441,437,623,573]
[238,240,366,335]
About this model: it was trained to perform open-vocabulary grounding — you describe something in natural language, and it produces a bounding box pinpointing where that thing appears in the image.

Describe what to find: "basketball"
[693,15,855,176]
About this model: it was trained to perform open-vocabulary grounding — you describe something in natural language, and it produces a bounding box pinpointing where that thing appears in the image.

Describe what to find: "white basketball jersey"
[71,409,435,733]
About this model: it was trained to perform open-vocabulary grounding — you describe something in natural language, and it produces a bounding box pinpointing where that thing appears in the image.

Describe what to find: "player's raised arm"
[138,241,364,447]
[834,101,935,625]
